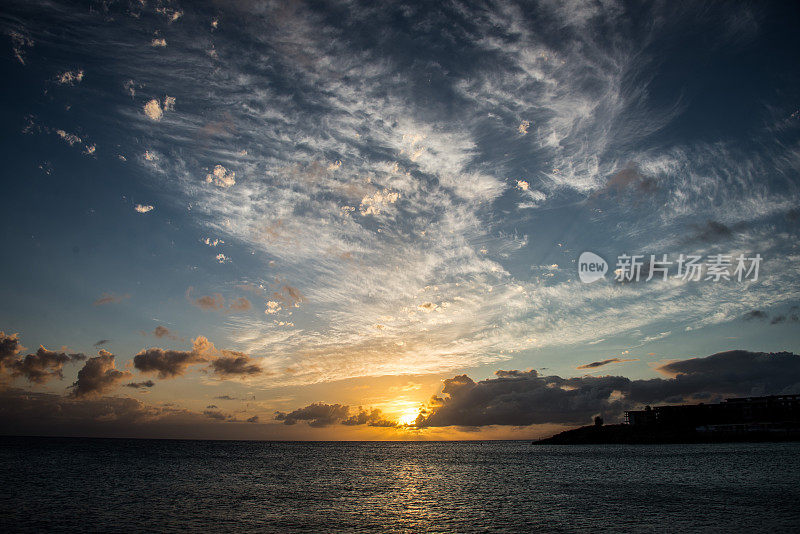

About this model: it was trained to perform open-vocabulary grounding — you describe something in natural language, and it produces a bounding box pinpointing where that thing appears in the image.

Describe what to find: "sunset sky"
[1,0,800,440]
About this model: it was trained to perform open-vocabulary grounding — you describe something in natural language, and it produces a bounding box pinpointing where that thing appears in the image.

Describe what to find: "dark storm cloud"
[658,350,799,381]
[275,402,350,427]
[415,371,628,427]
[0,389,265,438]
[132,336,212,378]
[771,314,800,324]
[744,310,768,320]
[742,309,799,324]
[203,410,232,421]
[0,331,24,367]
[0,332,84,384]
[93,339,110,347]
[341,408,397,427]
[71,350,132,398]
[274,403,397,428]
[0,388,158,431]
[214,395,237,400]
[576,358,636,370]
[208,351,262,377]
[134,337,263,380]
[202,409,258,423]
[134,347,204,378]
[413,350,800,428]
[124,380,155,389]
[11,347,85,383]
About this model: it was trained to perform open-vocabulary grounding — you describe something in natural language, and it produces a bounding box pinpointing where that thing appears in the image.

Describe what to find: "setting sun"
[397,409,420,426]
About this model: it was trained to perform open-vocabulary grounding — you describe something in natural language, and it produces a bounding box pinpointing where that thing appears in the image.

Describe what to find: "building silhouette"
[625,394,800,433]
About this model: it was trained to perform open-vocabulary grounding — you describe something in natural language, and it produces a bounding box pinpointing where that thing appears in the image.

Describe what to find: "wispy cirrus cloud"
[11,0,799,389]
[111,0,799,387]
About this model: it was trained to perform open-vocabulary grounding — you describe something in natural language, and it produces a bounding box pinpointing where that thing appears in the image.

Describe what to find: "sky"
[1,0,800,440]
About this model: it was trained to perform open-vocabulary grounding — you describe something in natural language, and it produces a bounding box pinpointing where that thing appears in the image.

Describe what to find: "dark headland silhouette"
[535,394,800,444]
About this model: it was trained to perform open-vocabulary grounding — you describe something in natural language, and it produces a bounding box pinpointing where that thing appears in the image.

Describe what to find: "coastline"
[534,423,800,445]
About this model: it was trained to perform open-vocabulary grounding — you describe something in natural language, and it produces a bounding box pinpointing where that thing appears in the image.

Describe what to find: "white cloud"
[56,69,84,85]
[124,80,137,98]
[359,190,399,216]
[55,129,81,146]
[156,7,183,23]
[143,99,163,121]
[206,165,235,188]
[134,204,154,213]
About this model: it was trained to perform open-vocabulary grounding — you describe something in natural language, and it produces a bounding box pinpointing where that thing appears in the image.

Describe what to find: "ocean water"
[1,438,799,533]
